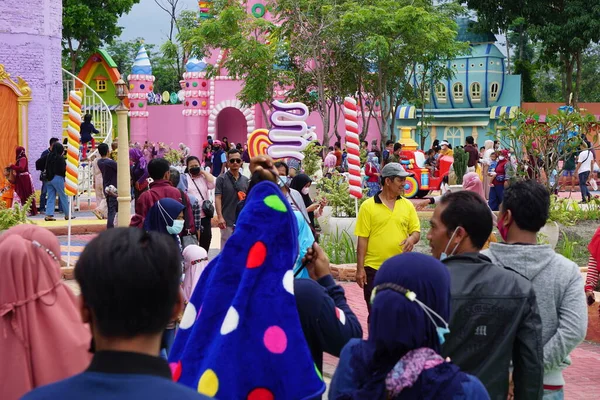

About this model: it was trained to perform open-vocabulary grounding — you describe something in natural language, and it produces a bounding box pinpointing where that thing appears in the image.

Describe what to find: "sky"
[118,0,199,46]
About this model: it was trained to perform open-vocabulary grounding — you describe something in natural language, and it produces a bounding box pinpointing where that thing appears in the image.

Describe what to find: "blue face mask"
[167,219,184,235]
[440,227,462,261]
[278,176,287,188]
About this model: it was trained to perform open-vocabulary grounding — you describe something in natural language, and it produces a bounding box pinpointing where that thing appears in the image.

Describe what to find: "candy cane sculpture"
[267,100,311,160]
[344,97,363,199]
[65,90,82,196]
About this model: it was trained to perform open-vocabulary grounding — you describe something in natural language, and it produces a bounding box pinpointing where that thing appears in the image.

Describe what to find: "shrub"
[0,196,32,230]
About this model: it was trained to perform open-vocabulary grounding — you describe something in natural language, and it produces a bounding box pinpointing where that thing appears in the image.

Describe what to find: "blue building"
[396,18,521,150]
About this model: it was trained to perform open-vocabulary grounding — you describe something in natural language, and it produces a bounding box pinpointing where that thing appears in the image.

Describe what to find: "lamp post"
[115,78,132,227]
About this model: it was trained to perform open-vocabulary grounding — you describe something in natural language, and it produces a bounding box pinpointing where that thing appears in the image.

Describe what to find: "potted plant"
[449,146,468,191]
[301,141,324,198]
[315,172,366,245]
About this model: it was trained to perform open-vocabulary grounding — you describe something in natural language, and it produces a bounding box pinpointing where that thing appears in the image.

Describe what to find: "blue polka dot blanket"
[169,181,325,399]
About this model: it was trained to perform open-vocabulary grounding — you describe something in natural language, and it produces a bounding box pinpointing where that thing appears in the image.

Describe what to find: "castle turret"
[183,57,209,154]
[127,45,154,145]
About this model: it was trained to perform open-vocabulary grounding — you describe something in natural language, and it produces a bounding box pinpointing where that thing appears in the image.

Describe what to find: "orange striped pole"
[65,91,81,196]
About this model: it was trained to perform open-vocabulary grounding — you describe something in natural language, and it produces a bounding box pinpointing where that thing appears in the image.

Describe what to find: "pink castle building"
[128,45,155,144]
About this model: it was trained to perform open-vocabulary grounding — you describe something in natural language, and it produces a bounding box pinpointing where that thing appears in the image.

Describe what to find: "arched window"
[470,82,481,102]
[435,83,447,102]
[490,82,500,101]
[452,82,464,102]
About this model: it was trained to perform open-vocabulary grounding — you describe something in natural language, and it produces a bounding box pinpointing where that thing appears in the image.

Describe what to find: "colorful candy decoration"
[403,176,419,198]
[343,97,363,199]
[170,92,178,104]
[247,129,273,158]
[267,100,311,160]
[252,3,266,18]
[65,90,81,196]
[198,0,212,20]
[162,91,170,103]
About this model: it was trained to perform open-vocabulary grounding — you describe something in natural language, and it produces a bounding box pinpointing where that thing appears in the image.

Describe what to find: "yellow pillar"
[116,107,131,226]
[430,125,437,144]
[398,126,419,151]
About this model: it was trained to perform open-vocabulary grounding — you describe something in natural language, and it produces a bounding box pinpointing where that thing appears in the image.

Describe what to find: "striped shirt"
[585,255,598,292]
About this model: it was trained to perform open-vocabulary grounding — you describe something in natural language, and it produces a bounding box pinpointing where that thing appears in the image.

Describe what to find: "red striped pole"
[344,97,363,199]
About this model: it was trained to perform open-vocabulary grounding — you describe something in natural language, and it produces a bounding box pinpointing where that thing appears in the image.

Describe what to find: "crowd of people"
[0,128,596,400]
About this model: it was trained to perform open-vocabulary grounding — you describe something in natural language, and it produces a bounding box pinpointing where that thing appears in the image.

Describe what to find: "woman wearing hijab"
[364,152,382,197]
[130,148,149,202]
[182,245,209,303]
[462,172,497,249]
[330,253,489,400]
[9,146,37,215]
[143,198,186,250]
[290,174,325,231]
[183,156,216,251]
[488,149,510,211]
[481,140,494,199]
[169,180,326,399]
[43,143,73,221]
[0,225,91,399]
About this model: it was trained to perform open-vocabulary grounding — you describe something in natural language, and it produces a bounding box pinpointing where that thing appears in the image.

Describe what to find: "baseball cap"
[440,140,449,146]
[213,139,223,147]
[381,163,411,178]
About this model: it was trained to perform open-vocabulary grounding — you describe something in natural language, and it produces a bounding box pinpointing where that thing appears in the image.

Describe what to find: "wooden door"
[0,85,19,185]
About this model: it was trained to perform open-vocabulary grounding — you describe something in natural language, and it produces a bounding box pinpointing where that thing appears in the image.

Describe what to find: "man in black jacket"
[427,191,543,400]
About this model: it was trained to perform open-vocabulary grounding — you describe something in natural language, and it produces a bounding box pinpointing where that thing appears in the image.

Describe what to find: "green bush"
[0,196,32,230]
[321,228,356,264]
[315,171,366,217]
[301,142,323,178]
[453,147,468,184]
[549,195,600,225]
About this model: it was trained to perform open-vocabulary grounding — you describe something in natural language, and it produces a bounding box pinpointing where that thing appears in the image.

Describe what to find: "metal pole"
[115,102,131,226]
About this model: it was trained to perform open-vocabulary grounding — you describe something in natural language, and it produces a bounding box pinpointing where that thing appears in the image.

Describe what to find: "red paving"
[325,282,600,399]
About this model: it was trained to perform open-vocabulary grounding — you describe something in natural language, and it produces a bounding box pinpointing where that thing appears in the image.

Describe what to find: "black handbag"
[178,189,199,249]
[189,174,215,219]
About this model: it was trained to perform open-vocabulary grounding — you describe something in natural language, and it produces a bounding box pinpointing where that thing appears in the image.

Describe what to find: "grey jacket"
[483,243,587,386]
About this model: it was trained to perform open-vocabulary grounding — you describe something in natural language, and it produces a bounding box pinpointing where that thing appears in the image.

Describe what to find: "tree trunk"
[564,54,574,104]
[505,32,512,74]
[574,51,582,106]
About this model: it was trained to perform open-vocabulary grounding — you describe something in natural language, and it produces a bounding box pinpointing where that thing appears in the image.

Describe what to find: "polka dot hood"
[168,181,326,399]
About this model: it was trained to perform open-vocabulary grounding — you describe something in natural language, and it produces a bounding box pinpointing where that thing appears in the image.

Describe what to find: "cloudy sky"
[119,0,198,45]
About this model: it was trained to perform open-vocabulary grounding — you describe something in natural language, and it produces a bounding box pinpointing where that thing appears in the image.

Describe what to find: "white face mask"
[301,187,310,195]
[440,227,462,261]
[498,156,505,161]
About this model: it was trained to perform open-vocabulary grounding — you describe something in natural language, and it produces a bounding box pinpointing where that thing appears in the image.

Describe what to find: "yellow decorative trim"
[0,63,32,150]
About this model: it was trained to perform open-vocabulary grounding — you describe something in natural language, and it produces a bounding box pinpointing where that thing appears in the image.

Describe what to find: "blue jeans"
[543,388,564,400]
[488,184,505,211]
[46,176,70,218]
[579,171,591,201]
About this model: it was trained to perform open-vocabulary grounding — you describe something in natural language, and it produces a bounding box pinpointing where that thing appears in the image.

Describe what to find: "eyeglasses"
[229,159,242,164]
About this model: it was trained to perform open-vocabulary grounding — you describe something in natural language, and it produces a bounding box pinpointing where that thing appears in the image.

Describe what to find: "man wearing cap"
[211,140,227,177]
[440,140,454,157]
[354,163,421,317]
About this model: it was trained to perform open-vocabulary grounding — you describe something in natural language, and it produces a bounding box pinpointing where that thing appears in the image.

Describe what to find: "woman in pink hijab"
[182,245,209,302]
[0,225,91,399]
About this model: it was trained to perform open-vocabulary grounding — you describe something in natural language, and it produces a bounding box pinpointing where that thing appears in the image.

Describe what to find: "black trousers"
[107,196,118,229]
[363,266,378,321]
[199,217,212,252]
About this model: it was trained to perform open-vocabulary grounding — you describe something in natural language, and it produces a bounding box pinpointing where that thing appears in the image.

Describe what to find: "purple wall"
[0,0,63,180]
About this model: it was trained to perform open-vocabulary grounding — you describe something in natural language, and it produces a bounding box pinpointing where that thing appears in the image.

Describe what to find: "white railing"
[62,68,114,211]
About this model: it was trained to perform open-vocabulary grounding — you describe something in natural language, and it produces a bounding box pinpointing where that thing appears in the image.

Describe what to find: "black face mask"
[189,167,201,175]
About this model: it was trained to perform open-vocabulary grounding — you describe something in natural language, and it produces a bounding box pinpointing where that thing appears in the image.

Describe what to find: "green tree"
[62,0,140,73]
[181,1,289,126]
[105,38,155,79]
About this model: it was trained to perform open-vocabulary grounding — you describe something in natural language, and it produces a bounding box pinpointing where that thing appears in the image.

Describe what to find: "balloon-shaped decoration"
[147,92,156,104]
[155,93,162,104]
[247,129,273,158]
[178,90,185,102]
[170,92,178,104]
[162,91,170,103]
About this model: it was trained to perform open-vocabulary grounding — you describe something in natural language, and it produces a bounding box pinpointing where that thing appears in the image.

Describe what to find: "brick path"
[326,282,600,399]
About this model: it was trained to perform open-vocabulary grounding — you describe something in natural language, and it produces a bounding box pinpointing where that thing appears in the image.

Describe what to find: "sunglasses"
[229,158,242,164]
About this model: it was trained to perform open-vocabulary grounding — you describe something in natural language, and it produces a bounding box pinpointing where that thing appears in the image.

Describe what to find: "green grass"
[556,231,589,266]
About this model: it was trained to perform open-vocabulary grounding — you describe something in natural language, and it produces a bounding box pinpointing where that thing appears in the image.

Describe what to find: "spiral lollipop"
[65,90,82,196]
[344,97,363,199]
[247,129,273,158]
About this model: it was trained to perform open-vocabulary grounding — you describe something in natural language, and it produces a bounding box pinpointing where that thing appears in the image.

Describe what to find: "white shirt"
[578,150,595,174]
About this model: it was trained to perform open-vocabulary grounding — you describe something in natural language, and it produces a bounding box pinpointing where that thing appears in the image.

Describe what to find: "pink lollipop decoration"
[344,97,363,199]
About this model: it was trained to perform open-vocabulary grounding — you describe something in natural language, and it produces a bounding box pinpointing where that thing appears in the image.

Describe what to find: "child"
[488,151,498,175]
[182,245,209,302]
[80,114,99,159]
[425,149,437,175]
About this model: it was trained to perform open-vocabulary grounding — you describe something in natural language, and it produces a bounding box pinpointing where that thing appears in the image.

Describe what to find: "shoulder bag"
[189,174,215,219]
[178,189,199,248]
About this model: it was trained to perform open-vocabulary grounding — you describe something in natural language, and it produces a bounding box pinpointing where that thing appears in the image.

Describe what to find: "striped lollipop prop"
[247,129,273,158]
[65,90,82,196]
[344,97,363,199]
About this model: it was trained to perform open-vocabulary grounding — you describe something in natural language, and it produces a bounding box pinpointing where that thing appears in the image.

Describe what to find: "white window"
[452,83,464,102]
[490,82,500,101]
[470,82,481,102]
[435,83,447,102]
[444,126,464,149]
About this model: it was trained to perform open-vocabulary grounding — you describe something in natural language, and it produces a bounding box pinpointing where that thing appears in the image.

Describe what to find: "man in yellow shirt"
[355,163,421,316]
